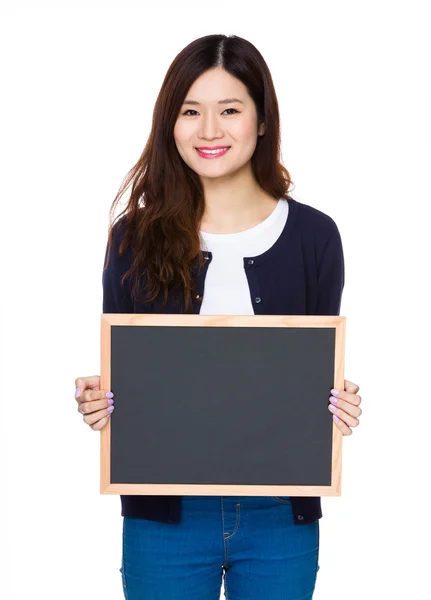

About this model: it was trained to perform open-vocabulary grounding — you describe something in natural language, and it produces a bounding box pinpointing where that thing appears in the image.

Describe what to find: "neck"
[199,163,278,234]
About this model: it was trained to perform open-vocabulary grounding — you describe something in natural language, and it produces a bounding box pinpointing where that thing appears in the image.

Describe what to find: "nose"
[198,112,223,140]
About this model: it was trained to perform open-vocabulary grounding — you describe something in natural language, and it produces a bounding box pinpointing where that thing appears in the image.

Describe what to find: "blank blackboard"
[100,314,345,497]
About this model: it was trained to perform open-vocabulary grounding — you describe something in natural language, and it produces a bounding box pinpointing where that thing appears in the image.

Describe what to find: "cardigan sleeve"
[102,218,134,314]
[315,223,345,316]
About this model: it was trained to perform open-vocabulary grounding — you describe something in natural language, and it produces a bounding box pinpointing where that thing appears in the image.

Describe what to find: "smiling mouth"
[195,147,231,158]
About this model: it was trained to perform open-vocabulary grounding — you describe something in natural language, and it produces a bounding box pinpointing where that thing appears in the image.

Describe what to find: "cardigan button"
[254,297,261,303]
[297,515,304,521]
[248,259,254,265]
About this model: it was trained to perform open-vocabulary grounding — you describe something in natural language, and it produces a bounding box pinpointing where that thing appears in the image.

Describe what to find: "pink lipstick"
[195,146,231,159]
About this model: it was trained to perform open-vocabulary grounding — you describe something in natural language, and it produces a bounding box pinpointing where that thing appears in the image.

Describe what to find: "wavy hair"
[103,33,294,312]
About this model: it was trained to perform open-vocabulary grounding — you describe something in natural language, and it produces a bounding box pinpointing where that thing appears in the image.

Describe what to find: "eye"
[182,108,239,116]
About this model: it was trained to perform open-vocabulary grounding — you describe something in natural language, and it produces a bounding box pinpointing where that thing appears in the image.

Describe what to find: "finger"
[344,379,360,394]
[78,398,114,415]
[329,396,362,418]
[77,389,113,405]
[328,404,360,428]
[75,375,101,399]
[331,388,362,407]
[83,406,114,426]
[89,416,111,431]
[332,414,352,436]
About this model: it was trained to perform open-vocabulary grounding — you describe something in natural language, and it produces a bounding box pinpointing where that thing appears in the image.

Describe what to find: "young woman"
[75,34,362,600]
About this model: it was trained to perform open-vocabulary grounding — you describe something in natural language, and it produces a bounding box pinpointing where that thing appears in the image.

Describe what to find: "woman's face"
[173,67,265,181]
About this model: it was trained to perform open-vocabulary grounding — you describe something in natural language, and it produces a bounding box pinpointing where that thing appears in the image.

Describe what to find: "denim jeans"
[120,495,320,599]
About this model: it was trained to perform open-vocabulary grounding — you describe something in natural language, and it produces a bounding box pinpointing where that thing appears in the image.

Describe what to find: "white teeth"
[197,148,229,154]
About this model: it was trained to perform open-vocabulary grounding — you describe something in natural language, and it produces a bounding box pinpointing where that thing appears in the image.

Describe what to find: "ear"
[258,121,265,136]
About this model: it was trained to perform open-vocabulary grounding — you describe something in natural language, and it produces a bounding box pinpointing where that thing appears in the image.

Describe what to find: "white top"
[199,198,289,315]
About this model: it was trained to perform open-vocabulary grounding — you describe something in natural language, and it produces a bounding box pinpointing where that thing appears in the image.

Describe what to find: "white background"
[1,1,430,598]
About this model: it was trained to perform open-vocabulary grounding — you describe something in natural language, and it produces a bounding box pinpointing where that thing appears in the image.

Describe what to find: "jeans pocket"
[271,496,292,504]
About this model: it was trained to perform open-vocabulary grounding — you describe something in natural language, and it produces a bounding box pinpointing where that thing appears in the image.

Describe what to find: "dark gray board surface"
[110,325,335,487]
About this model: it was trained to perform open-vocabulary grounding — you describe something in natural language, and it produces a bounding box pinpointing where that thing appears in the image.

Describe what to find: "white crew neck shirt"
[198,198,289,315]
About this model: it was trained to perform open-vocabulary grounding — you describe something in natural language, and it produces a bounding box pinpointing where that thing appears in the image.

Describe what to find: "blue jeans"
[120,495,320,599]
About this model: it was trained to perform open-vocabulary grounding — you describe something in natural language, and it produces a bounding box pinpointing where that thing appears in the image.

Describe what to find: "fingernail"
[328,404,337,413]
[333,415,340,422]
[107,398,114,405]
[106,392,114,399]
[331,389,339,396]
[75,387,81,398]
[329,396,338,404]
[107,405,114,412]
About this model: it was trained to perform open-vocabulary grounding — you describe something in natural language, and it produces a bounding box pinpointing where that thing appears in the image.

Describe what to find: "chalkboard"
[100,314,345,497]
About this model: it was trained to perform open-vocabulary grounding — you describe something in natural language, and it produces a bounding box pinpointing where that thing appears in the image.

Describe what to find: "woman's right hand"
[75,375,115,431]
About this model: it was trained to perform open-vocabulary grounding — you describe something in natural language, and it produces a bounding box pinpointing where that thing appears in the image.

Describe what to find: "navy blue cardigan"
[102,197,345,525]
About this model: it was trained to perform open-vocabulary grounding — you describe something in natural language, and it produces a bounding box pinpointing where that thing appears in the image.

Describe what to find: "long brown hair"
[104,33,295,313]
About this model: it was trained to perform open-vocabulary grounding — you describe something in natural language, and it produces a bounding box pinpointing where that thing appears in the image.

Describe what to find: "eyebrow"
[182,98,244,106]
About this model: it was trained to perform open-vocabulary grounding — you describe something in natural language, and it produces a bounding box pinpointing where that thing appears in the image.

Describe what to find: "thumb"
[75,375,100,398]
[344,379,359,394]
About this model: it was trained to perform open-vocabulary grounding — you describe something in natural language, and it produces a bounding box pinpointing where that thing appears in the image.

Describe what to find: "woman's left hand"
[328,379,362,436]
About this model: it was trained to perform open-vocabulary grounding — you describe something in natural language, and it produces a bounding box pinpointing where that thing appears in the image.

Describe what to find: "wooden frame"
[100,314,345,497]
